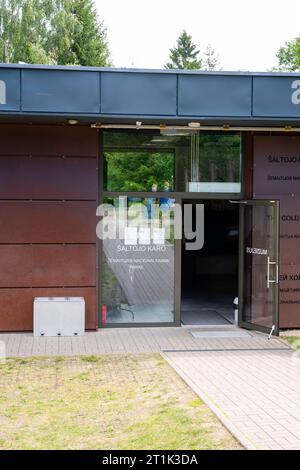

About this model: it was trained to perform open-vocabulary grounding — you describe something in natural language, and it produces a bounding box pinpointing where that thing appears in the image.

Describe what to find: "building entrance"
[181,200,239,326]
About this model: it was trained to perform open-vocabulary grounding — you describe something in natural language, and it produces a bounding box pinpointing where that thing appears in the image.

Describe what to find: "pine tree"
[70,0,111,66]
[49,0,111,66]
[165,30,202,70]
[203,44,219,71]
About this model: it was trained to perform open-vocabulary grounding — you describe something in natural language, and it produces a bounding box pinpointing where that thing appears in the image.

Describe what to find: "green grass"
[283,336,300,350]
[0,354,241,450]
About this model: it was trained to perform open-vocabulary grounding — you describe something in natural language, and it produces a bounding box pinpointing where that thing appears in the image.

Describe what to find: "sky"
[95,0,300,72]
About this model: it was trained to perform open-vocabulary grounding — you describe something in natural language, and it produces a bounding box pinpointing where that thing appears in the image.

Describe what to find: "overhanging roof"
[1,63,300,126]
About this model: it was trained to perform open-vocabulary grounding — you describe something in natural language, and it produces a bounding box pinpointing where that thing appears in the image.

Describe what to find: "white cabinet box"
[33,297,85,337]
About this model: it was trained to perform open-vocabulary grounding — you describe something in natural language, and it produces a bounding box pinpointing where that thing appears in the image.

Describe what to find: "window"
[100,130,242,326]
[101,197,175,324]
[103,130,242,193]
[104,151,174,192]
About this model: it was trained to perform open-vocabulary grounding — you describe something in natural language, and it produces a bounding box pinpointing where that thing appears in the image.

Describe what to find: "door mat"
[181,309,231,326]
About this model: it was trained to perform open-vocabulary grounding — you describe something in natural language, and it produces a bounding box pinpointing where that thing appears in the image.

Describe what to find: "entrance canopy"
[1,64,300,126]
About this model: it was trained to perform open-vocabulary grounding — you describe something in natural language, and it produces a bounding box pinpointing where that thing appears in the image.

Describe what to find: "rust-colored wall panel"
[0,245,96,288]
[252,135,300,328]
[0,201,97,243]
[0,156,97,200]
[279,303,300,328]
[0,287,97,331]
[0,125,98,156]
[0,124,99,332]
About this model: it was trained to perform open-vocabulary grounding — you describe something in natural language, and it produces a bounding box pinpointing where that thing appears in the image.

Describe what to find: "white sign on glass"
[139,227,151,245]
[124,227,138,245]
[153,228,165,245]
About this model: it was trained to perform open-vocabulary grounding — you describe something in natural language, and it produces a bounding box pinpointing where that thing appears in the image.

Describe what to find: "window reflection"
[103,130,241,193]
[101,197,175,324]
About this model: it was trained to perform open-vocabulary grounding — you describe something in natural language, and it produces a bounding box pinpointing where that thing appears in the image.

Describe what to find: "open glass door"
[239,200,279,335]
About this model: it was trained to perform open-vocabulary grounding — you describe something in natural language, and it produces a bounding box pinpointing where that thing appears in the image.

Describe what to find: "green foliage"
[199,134,241,182]
[70,0,111,66]
[0,0,110,65]
[165,30,202,70]
[105,151,174,192]
[276,36,300,71]
[283,336,300,350]
[203,44,219,71]
[165,30,220,70]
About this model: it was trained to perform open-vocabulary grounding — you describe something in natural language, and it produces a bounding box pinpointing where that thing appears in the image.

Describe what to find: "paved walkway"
[0,326,288,357]
[163,348,300,450]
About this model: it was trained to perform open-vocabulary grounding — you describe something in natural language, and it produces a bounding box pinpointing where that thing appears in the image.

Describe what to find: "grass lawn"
[282,336,300,350]
[0,354,241,450]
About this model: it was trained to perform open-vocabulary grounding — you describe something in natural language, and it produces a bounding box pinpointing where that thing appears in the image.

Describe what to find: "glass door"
[239,200,279,335]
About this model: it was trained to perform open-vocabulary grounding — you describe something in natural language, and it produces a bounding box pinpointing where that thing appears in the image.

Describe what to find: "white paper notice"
[153,228,165,245]
[124,227,138,245]
[139,227,151,245]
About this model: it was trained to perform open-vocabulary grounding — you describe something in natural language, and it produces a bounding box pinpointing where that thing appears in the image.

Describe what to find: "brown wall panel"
[279,303,300,328]
[0,287,97,331]
[0,201,97,243]
[0,244,96,288]
[253,135,300,328]
[0,124,99,331]
[0,125,98,156]
[253,135,300,196]
[280,264,300,328]
[0,155,97,200]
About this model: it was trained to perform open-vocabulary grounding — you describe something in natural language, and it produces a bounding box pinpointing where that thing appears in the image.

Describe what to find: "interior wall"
[0,124,99,331]
[252,134,300,329]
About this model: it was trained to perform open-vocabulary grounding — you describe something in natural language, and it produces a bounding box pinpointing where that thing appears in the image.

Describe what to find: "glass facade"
[104,150,174,192]
[103,130,241,193]
[100,129,243,326]
[241,202,279,331]
[101,197,175,324]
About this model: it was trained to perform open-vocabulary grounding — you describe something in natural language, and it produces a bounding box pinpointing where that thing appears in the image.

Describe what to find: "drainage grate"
[163,347,291,353]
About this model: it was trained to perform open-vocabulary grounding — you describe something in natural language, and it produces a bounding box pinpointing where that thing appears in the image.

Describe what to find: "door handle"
[267,256,278,289]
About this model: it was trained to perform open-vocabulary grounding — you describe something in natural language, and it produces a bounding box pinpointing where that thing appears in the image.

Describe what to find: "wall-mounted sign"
[253,136,300,195]
[253,135,300,326]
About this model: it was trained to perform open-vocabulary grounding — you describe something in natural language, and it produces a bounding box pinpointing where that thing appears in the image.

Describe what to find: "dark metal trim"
[174,197,182,325]
[101,321,181,329]
[98,129,244,328]
[97,130,104,329]
[103,191,242,199]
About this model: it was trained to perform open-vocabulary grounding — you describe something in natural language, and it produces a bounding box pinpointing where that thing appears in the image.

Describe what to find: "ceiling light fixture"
[91,123,102,129]
[188,122,201,129]
[68,119,78,125]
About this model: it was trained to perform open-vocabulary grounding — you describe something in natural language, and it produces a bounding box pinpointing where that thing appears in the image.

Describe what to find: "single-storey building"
[0,63,300,335]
